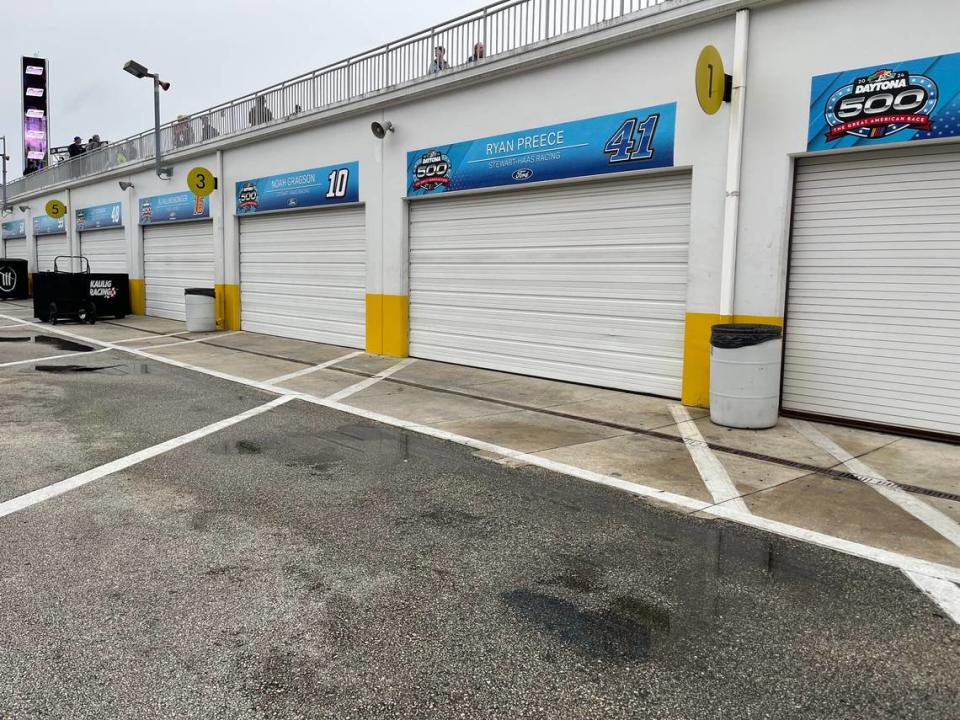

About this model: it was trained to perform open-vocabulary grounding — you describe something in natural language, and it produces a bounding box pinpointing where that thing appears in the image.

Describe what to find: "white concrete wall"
[379,18,735,310]
[737,0,960,317]
[24,10,735,326]
[11,0,960,336]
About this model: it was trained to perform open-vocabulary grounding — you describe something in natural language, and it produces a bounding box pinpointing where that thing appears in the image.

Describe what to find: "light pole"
[1,136,9,214]
[123,60,172,179]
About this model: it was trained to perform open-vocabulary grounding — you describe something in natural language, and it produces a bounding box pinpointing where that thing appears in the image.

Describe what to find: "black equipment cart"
[33,256,130,325]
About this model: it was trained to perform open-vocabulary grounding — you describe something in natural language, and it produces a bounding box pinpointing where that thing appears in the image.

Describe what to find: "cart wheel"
[78,302,97,325]
[48,302,58,325]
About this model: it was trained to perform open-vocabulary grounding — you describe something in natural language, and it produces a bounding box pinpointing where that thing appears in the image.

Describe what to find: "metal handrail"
[5,0,673,199]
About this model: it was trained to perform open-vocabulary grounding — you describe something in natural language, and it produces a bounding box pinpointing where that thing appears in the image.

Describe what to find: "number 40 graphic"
[603,113,660,163]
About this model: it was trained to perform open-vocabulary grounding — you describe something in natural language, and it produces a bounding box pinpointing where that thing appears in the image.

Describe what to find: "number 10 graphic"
[326,168,351,198]
[603,113,660,163]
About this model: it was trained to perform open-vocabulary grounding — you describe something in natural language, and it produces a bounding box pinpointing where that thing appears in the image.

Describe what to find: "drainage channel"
[100,327,960,504]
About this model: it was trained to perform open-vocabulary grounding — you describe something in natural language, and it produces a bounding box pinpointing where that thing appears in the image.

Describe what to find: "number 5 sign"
[187,166,217,197]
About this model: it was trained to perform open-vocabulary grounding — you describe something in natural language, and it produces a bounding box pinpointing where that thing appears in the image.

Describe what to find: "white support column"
[718,8,750,318]
[124,182,145,314]
[65,189,79,272]
[23,207,35,275]
[218,149,241,330]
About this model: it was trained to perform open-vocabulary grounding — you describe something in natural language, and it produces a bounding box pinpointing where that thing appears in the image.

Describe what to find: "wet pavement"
[0,301,959,717]
[0,398,957,718]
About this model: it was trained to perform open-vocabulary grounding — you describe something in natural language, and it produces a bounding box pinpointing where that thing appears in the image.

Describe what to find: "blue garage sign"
[76,202,122,231]
[236,161,360,215]
[407,103,677,196]
[808,51,960,151]
[34,214,66,236]
[139,192,209,225]
[2,219,26,240]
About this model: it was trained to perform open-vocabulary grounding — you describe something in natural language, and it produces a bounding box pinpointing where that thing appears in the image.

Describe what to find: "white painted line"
[789,419,960,549]
[111,331,190,344]
[0,347,111,369]
[0,395,294,521]
[4,313,960,584]
[299,394,960,585]
[147,331,242,350]
[670,405,751,514]
[265,350,365,384]
[904,570,960,625]
[0,323,30,329]
[324,357,416,402]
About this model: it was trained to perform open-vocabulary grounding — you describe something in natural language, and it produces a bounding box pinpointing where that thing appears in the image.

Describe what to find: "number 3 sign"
[187,166,216,197]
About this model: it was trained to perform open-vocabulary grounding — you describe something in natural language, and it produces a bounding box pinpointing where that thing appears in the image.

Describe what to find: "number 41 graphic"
[603,113,660,163]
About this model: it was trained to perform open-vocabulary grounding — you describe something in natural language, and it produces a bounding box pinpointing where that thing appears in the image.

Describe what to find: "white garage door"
[409,173,692,397]
[4,238,27,260]
[37,235,69,272]
[239,208,365,348]
[80,227,126,274]
[784,145,960,437]
[143,221,214,321]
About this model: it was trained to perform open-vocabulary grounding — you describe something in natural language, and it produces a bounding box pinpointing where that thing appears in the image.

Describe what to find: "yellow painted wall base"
[681,313,784,409]
[216,284,241,331]
[129,279,146,315]
[366,293,409,357]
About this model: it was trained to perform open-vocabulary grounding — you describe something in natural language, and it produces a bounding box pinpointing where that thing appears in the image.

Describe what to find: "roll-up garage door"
[409,173,692,397]
[143,221,214,321]
[784,145,960,437]
[80,227,126,274]
[239,207,366,348]
[4,238,27,260]
[37,235,69,272]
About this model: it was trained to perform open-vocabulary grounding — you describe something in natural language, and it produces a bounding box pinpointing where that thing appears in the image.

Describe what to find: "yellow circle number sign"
[45,199,67,219]
[696,45,726,115]
[187,166,216,197]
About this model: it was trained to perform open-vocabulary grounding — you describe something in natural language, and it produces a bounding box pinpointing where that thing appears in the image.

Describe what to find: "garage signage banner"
[406,103,677,196]
[235,161,360,215]
[138,192,209,225]
[76,202,122,231]
[2,219,26,240]
[33,215,66,236]
[808,51,960,151]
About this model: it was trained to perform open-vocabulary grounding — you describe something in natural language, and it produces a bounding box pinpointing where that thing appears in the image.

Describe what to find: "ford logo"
[512,168,534,181]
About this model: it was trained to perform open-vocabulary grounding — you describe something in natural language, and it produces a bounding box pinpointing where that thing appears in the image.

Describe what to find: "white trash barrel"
[710,324,783,429]
[184,288,216,332]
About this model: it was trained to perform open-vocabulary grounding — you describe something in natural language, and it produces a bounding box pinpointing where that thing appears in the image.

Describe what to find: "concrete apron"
[4,308,960,574]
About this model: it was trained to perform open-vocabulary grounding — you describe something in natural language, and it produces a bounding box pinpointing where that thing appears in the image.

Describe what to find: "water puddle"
[34,364,116,374]
[499,516,780,663]
[0,335,94,352]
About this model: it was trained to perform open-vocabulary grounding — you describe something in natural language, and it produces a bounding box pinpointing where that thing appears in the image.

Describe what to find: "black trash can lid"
[184,287,215,298]
[711,323,782,349]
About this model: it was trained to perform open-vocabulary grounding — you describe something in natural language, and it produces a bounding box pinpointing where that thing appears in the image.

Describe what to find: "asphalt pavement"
[0,326,957,718]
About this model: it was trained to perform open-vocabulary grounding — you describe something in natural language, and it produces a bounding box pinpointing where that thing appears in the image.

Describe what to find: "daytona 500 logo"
[824,68,938,141]
[412,150,451,191]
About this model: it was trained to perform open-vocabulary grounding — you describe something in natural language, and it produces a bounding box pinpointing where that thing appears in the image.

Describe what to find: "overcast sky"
[2,0,483,178]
